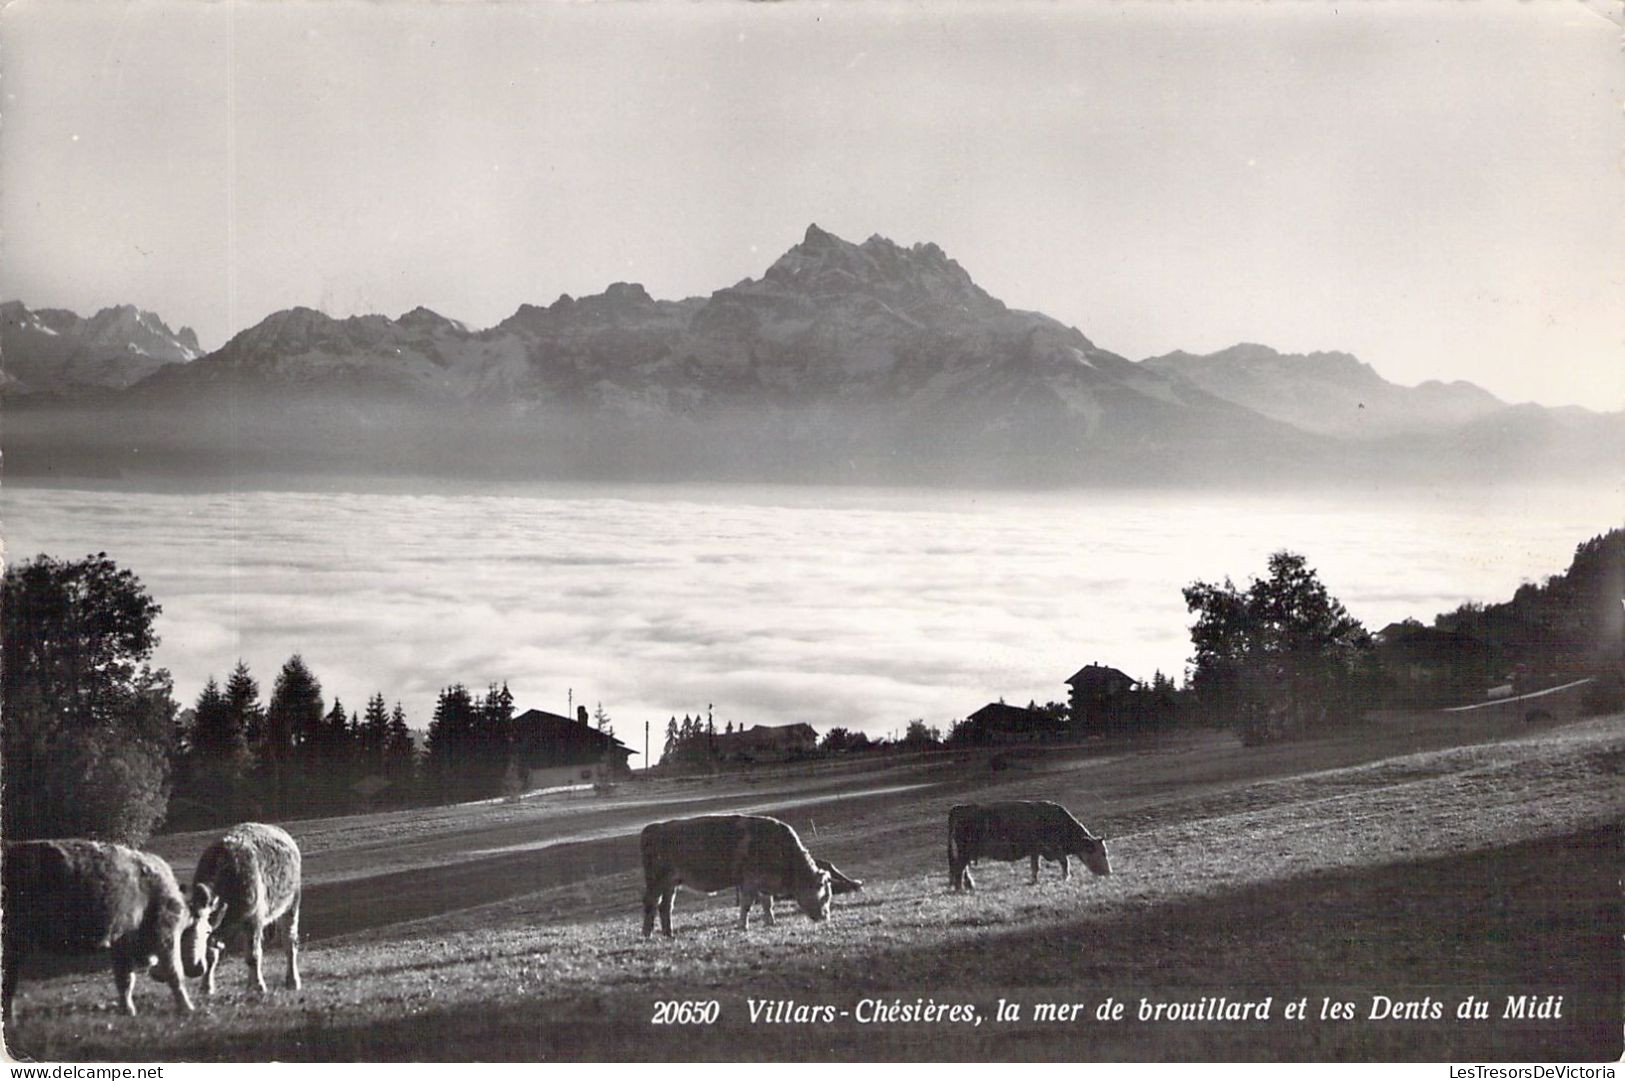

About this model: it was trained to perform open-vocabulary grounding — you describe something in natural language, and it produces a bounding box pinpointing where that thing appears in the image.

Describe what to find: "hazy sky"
[2,1,1621,408]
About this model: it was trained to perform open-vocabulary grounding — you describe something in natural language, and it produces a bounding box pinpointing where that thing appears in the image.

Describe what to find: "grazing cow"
[180,822,302,996]
[948,801,1111,892]
[2,839,207,1018]
[641,815,832,937]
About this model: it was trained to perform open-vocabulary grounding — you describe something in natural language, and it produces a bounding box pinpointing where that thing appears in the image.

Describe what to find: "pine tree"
[425,684,477,799]
[327,697,355,764]
[592,702,613,737]
[662,716,679,763]
[265,654,323,813]
[385,701,416,787]
[189,676,231,761]
[310,698,352,808]
[474,682,515,795]
[271,655,324,761]
[361,693,390,773]
[223,661,264,764]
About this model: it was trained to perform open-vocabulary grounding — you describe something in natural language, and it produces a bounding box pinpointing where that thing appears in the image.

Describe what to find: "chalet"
[711,723,819,763]
[1067,663,1136,729]
[512,706,634,789]
[958,702,1068,744]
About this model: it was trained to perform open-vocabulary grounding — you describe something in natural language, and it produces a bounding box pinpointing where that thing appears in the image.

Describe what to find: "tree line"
[0,551,595,842]
[172,655,421,828]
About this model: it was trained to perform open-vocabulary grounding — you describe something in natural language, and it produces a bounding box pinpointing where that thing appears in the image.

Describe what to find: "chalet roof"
[512,708,632,754]
[966,702,1064,729]
[1066,664,1135,688]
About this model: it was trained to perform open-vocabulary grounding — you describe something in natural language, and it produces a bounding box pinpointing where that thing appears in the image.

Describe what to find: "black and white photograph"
[1,0,1621,1065]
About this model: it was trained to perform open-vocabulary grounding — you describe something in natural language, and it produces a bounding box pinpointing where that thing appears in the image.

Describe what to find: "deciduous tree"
[1184,551,1373,743]
[2,553,177,843]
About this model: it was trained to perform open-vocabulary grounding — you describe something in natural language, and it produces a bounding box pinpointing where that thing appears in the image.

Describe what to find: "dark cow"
[641,815,832,937]
[180,822,302,995]
[948,801,1111,891]
[2,839,208,1017]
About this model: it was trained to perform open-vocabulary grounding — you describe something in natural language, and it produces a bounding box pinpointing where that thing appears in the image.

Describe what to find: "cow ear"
[189,882,214,913]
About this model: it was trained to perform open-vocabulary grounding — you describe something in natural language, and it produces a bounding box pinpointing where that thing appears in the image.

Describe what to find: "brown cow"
[2,839,208,1017]
[641,815,832,937]
[180,822,303,995]
[948,801,1111,891]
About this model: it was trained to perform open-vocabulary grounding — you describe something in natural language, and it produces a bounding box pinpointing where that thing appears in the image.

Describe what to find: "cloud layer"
[4,483,1614,762]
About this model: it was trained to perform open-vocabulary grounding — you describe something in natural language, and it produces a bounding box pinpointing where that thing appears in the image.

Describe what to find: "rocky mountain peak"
[0,298,201,393]
[600,281,654,307]
[755,225,1002,318]
[398,306,468,334]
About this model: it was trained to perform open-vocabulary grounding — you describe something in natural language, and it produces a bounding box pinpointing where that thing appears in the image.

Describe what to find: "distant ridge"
[1142,343,1508,439]
[2,300,200,397]
[4,227,1618,486]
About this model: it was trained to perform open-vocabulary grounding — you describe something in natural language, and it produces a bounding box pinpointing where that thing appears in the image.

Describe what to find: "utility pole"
[645,720,650,773]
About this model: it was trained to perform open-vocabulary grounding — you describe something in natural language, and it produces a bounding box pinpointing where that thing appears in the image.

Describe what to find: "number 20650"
[651,1000,720,1025]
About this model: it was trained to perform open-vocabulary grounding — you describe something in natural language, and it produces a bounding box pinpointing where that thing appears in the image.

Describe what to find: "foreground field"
[5,714,1622,1062]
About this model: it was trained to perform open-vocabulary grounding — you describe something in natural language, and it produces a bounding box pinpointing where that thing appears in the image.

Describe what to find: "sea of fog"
[3,482,1620,759]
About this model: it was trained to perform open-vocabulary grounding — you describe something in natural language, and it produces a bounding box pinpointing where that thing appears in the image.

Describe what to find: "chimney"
[577,705,590,726]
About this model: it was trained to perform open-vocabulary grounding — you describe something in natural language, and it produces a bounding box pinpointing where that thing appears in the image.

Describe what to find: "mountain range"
[4,225,1617,485]
[1,301,200,396]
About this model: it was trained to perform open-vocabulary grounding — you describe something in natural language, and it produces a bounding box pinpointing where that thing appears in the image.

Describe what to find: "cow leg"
[157,939,194,1013]
[643,882,662,939]
[1029,854,1040,884]
[962,864,975,892]
[737,891,752,931]
[1060,855,1071,881]
[112,952,139,1017]
[761,893,776,927]
[246,924,268,994]
[283,892,302,990]
[203,938,225,995]
[658,887,676,938]
[161,964,194,1013]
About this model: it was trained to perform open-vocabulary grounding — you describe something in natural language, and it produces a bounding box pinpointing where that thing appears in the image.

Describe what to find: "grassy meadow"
[3,709,1621,1062]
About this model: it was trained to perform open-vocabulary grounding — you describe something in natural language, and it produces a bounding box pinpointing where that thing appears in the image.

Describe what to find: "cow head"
[1077,835,1112,877]
[797,869,833,922]
[180,882,227,978]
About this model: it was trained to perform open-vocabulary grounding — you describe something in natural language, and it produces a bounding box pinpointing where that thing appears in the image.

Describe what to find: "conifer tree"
[265,654,323,813]
[385,701,416,787]
[474,682,515,794]
[663,716,679,763]
[223,661,264,762]
[361,693,391,772]
[425,683,477,798]
[188,677,231,762]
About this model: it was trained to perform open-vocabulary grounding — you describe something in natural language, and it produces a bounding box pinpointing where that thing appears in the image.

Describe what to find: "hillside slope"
[7,713,1619,1061]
